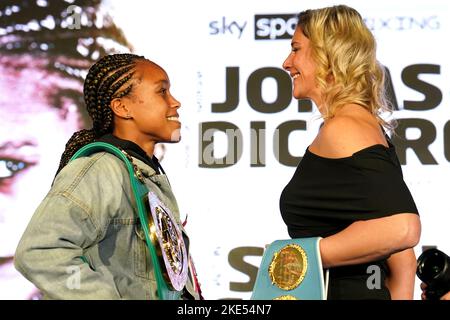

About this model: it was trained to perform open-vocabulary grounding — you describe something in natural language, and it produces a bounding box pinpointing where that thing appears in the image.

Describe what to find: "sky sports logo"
[254,14,297,40]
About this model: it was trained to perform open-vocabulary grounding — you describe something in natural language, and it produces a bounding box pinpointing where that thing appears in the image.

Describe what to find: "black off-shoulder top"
[279,134,419,299]
[280,137,418,239]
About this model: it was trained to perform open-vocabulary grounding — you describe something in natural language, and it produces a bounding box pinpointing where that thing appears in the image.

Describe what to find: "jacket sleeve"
[14,191,122,299]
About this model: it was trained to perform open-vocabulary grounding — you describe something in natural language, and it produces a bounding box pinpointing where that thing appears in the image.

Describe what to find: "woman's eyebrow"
[0,141,36,152]
[155,79,169,85]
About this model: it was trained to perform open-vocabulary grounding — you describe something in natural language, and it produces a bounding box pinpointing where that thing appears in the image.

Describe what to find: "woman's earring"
[126,114,132,119]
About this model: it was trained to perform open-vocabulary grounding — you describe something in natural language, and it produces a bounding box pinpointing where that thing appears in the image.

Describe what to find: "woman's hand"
[421,282,450,300]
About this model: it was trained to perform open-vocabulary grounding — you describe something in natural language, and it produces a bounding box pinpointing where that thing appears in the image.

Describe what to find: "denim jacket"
[14,151,193,299]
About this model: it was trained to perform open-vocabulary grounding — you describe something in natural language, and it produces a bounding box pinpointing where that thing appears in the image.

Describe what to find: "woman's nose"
[282,54,292,71]
[171,95,181,109]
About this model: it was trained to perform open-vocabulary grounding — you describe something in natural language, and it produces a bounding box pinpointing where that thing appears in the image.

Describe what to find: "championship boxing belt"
[70,142,189,300]
[251,237,328,300]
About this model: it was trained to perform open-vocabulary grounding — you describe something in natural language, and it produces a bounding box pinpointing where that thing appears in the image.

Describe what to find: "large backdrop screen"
[0,0,448,300]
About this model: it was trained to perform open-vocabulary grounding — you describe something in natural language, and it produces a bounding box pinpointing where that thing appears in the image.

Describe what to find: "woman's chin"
[168,129,181,143]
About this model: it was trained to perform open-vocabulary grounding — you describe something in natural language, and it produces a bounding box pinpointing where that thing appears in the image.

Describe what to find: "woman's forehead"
[134,60,169,84]
[292,28,308,42]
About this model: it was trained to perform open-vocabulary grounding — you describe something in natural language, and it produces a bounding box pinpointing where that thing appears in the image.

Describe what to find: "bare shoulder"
[310,115,387,158]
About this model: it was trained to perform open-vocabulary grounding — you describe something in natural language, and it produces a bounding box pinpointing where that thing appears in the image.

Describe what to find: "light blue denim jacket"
[14,151,190,299]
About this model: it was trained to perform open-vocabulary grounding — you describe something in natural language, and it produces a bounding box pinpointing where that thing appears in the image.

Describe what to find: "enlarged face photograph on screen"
[0,0,132,299]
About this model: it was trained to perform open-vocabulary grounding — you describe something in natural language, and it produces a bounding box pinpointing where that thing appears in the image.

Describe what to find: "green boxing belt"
[70,142,189,300]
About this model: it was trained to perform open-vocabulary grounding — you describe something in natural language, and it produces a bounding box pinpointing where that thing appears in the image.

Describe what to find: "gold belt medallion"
[273,295,299,300]
[268,243,307,291]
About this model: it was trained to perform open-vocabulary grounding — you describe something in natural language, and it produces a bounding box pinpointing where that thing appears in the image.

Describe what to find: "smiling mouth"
[167,116,180,123]
[292,73,300,79]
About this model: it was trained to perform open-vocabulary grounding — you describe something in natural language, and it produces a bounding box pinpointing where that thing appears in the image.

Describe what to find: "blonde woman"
[280,5,421,299]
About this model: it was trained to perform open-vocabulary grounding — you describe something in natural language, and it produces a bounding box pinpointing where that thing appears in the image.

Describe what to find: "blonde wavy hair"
[298,5,394,129]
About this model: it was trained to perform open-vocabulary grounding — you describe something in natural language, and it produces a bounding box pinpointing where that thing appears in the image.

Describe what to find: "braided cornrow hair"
[55,53,145,175]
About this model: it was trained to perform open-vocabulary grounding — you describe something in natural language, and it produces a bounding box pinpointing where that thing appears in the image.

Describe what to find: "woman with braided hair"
[54,53,174,175]
[14,53,199,300]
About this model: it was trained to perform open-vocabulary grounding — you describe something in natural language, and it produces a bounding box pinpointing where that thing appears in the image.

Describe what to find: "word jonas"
[210,65,441,115]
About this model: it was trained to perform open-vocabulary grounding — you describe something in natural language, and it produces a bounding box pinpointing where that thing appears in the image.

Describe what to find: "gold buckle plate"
[268,243,308,291]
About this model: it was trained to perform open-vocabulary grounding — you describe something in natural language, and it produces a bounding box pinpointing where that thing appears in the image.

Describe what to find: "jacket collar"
[96,134,164,174]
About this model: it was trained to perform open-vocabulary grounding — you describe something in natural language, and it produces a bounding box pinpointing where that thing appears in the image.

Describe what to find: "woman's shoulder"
[53,151,128,189]
[310,115,388,159]
[47,152,135,222]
